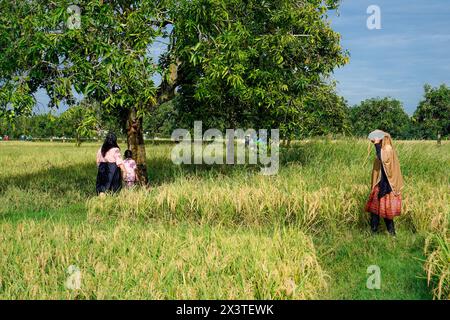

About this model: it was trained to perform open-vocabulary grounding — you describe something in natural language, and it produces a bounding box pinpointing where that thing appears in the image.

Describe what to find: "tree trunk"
[76,133,81,147]
[437,132,442,145]
[287,138,291,148]
[126,107,148,185]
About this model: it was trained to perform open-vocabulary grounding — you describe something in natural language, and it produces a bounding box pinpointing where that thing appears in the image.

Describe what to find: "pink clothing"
[123,158,137,186]
[96,147,123,167]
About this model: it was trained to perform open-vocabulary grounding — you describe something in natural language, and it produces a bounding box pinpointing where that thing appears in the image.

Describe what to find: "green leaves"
[0,0,161,121]
[1,0,350,142]
[413,84,450,139]
[349,98,411,139]
[172,0,348,136]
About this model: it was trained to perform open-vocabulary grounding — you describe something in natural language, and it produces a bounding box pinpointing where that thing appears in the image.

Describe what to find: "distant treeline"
[1,84,448,142]
[348,84,449,141]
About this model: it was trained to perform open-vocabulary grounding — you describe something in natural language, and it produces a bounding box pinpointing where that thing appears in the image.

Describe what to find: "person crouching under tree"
[365,130,404,236]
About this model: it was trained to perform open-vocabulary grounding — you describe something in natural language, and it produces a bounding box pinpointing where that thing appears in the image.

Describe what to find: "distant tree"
[398,120,421,140]
[349,98,411,139]
[143,99,178,138]
[37,113,58,138]
[413,84,450,144]
[2,108,123,142]
[0,116,10,136]
[293,86,350,138]
[60,101,100,146]
[98,112,125,139]
[10,113,58,138]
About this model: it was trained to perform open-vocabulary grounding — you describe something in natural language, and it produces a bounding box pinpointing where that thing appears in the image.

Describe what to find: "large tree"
[0,0,174,183]
[170,0,349,140]
[60,101,100,146]
[1,0,348,181]
[349,97,411,139]
[413,84,450,143]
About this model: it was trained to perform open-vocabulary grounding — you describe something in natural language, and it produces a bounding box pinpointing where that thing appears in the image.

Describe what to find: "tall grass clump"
[424,232,450,300]
[0,221,326,299]
[397,141,450,234]
[87,175,372,232]
[87,180,322,230]
[88,140,450,234]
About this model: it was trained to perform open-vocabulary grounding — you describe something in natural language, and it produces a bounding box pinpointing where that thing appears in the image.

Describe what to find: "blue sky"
[35,0,450,116]
[330,0,450,114]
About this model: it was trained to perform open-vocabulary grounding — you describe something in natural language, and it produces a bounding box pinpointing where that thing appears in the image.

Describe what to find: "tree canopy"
[413,84,450,141]
[0,0,352,182]
[0,0,175,182]
[349,97,412,139]
[171,0,349,140]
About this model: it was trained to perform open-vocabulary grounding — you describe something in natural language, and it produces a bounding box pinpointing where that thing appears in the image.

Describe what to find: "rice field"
[0,139,448,299]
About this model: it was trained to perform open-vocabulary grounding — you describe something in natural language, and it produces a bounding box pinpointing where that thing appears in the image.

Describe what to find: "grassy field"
[0,139,448,299]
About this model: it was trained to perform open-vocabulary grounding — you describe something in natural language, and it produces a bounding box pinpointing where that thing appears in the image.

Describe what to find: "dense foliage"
[171,0,348,140]
[0,1,447,146]
[349,97,412,139]
[347,84,449,140]
[0,100,121,142]
[0,0,351,181]
[413,84,450,141]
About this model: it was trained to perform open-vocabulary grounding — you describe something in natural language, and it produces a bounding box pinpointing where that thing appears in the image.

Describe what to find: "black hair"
[124,149,133,159]
[101,132,119,157]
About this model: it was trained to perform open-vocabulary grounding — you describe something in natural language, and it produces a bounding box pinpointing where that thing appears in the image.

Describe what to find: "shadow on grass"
[0,163,98,196]
[0,154,263,198]
[0,156,261,222]
[0,142,340,200]
[148,142,328,184]
[148,156,262,185]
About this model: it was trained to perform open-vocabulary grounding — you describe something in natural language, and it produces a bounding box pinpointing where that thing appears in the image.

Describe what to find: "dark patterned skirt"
[365,185,402,219]
[96,162,122,194]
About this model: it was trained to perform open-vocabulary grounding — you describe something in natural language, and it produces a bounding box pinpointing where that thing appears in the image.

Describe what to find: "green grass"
[317,230,431,299]
[424,233,450,300]
[0,140,448,299]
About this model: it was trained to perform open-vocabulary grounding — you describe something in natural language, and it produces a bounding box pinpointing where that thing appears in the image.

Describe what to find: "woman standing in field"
[365,130,404,236]
[96,132,126,196]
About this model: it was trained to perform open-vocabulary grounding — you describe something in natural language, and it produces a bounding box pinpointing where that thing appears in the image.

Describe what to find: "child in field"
[365,130,404,236]
[123,150,139,187]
